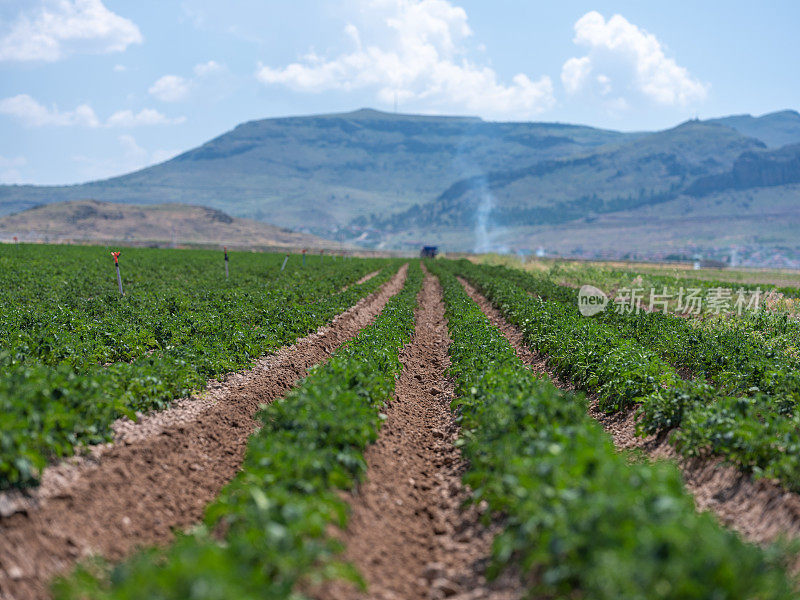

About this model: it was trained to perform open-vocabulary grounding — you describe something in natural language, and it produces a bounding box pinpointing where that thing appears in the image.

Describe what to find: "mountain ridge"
[708,110,800,148]
[0,200,339,248]
[0,108,631,235]
[2,107,800,264]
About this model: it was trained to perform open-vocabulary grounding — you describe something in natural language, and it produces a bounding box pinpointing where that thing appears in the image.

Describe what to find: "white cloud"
[561,56,591,95]
[118,133,148,161]
[180,2,206,28]
[113,63,126,72]
[562,12,708,106]
[0,0,142,62]
[0,155,28,183]
[0,94,184,127]
[0,94,100,126]
[344,23,361,50]
[73,135,178,179]
[605,96,630,114]
[148,75,191,102]
[193,59,222,77]
[255,0,554,118]
[106,108,185,127]
[117,135,178,168]
[149,62,225,102]
[596,74,612,96]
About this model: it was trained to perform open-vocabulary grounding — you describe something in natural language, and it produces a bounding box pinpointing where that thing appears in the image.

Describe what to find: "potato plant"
[455,259,800,491]
[53,263,425,600]
[0,244,397,489]
[431,261,794,599]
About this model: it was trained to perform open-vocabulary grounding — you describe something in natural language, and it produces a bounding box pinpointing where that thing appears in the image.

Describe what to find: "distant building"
[420,246,438,258]
[694,258,727,269]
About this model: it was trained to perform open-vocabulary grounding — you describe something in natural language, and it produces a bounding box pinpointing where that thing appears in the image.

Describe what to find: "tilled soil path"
[0,265,408,600]
[340,270,380,293]
[317,271,521,600]
[458,276,800,565]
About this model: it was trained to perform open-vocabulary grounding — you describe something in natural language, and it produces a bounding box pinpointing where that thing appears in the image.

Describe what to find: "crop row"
[1,245,383,371]
[54,262,424,600]
[429,261,794,599]
[504,264,800,400]
[0,244,397,489]
[453,260,800,491]
[450,260,690,414]
[547,260,800,300]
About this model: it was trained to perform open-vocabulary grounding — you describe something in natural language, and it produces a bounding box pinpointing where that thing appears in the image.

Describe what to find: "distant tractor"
[420,246,438,258]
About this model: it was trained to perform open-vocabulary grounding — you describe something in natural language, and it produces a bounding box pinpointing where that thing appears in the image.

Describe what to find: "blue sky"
[0,0,798,185]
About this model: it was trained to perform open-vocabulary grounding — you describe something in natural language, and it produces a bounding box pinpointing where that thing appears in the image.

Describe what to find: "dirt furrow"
[458,276,800,563]
[456,277,573,390]
[355,270,380,285]
[317,270,521,600]
[339,270,381,293]
[0,264,408,600]
[587,405,800,558]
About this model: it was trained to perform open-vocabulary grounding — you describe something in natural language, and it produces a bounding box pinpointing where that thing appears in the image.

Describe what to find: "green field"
[2,245,800,600]
[0,244,394,489]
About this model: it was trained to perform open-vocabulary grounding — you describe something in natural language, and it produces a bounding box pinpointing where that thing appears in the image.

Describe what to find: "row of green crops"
[450,260,694,415]
[54,262,424,600]
[0,243,399,489]
[453,260,800,491]
[546,260,800,300]
[1,244,385,371]
[491,263,800,403]
[429,261,795,600]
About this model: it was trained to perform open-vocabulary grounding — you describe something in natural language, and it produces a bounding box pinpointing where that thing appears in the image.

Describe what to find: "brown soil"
[0,200,341,249]
[338,270,380,294]
[459,276,800,566]
[0,265,408,600]
[316,270,522,600]
[589,404,800,563]
[355,270,380,285]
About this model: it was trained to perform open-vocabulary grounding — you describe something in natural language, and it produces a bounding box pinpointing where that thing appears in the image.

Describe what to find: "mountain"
[0,200,339,249]
[374,120,764,233]
[708,110,800,148]
[2,107,800,266]
[464,183,800,268]
[687,143,800,196]
[0,108,630,236]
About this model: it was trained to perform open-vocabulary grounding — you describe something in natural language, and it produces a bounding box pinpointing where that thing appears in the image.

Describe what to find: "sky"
[0,0,798,186]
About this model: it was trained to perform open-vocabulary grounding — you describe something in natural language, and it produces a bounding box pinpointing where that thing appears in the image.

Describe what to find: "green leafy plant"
[0,243,399,489]
[52,262,424,600]
[429,261,794,599]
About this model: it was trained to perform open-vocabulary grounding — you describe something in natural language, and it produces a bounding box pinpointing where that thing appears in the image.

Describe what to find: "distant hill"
[1,107,800,265]
[0,200,339,249]
[687,143,800,196]
[475,183,800,269]
[373,120,764,234]
[709,110,800,148]
[0,108,629,236]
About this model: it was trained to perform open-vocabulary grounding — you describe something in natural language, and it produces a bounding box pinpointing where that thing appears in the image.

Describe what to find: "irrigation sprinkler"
[281,253,289,271]
[224,246,229,279]
[111,251,124,296]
